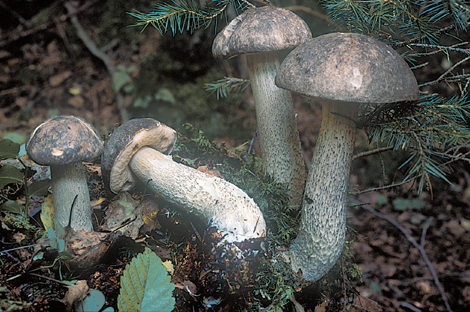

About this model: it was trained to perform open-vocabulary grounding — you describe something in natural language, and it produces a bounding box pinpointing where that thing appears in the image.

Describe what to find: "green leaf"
[392,198,410,211]
[28,180,52,197]
[112,71,131,92]
[118,248,175,312]
[0,165,24,188]
[0,200,24,214]
[0,139,20,159]
[75,289,105,312]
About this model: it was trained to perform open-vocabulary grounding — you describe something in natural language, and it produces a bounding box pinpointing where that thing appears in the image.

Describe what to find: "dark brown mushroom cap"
[275,32,419,104]
[26,115,103,166]
[101,118,177,194]
[212,6,312,59]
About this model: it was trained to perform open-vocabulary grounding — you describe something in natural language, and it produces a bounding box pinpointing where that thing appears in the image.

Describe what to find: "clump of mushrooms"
[101,118,266,243]
[212,6,310,208]
[275,32,419,281]
[26,115,104,231]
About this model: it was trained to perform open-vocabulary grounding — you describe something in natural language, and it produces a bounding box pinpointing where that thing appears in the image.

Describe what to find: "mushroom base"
[289,101,359,281]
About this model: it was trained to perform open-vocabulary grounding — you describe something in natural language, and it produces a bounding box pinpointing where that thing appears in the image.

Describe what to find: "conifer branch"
[127,0,251,35]
[205,77,250,99]
[361,95,470,192]
[321,0,466,44]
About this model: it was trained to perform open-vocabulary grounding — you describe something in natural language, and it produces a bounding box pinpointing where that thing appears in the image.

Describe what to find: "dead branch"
[64,1,128,122]
[0,0,98,49]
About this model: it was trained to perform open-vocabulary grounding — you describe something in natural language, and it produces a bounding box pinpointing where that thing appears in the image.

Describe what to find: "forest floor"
[1,1,469,312]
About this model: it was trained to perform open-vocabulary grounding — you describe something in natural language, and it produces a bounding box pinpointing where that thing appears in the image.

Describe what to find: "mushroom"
[26,115,104,232]
[212,6,311,208]
[275,32,419,281]
[101,118,266,243]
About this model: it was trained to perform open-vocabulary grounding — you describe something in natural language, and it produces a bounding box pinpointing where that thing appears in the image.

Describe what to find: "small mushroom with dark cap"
[101,118,266,243]
[275,32,419,281]
[212,6,311,208]
[26,115,104,232]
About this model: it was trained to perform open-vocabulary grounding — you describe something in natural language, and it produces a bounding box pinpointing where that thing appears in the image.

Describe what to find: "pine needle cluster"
[127,0,252,34]
[322,0,469,43]
[360,95,470,192]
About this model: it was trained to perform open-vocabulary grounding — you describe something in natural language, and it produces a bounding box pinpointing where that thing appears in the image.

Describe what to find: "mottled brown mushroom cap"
[275,32,419,104]
[26,115,103,166]
[101,118,177,194]
[212,6,312,58]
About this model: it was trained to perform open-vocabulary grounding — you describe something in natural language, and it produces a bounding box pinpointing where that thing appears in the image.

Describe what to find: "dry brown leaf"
[49,71,72,87]
[348,295,383,312]
[314,301,327,312]
[62,280,89,311]
[99,192,143,238]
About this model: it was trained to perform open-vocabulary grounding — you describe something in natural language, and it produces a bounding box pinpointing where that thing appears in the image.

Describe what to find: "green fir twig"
[361,95,470,192]
[127,0,253,35]
[205,77,250,99]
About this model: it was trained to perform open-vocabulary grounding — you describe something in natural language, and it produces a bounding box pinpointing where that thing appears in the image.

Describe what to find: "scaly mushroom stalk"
[289,101,359,281]
[51,162,94,231]
[101,118,266,243]
[276,33,419,281]
[246,52,306,209]
[212,6,310,208]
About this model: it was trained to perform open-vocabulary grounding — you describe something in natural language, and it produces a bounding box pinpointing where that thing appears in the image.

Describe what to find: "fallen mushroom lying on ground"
[101,118,266,243]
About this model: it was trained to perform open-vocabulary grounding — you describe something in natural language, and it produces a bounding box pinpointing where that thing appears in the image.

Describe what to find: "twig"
[420,55,470,87]
[0,0,99,48]
[284,5,337,27]
[64,1,128,122]
[420,217,433,247]
[408,42,470,55]
[0,0,27,24]
[350,198,453,312]
[351,177,416,195]
[352,146,393,160]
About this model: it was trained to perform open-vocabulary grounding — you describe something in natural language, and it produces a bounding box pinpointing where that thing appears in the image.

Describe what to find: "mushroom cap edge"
[101,118,177,194]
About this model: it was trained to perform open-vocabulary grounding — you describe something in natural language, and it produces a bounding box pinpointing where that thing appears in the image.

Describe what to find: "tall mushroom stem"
[289,101,359,281]
[51,162,93,231]
[246,52,306,208]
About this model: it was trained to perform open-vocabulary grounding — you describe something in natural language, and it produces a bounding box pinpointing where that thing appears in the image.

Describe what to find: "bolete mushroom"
[101,118,266,243]
[26,115,104,232]
[212,6,310,208]
[275,32,419,281]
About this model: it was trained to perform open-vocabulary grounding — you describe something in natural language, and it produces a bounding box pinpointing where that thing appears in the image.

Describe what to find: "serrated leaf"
[28,180,51,196]
[0,139,20,158]
[0,200,24,214]
[118,248,175,312]
[0,164,24,188]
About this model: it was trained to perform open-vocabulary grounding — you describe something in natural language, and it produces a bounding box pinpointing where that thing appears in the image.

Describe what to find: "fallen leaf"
[40,195,54,230]
[49,71,72,87]
[99,192,143,238]
[62,280,89,310]
[348,295,382,312]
